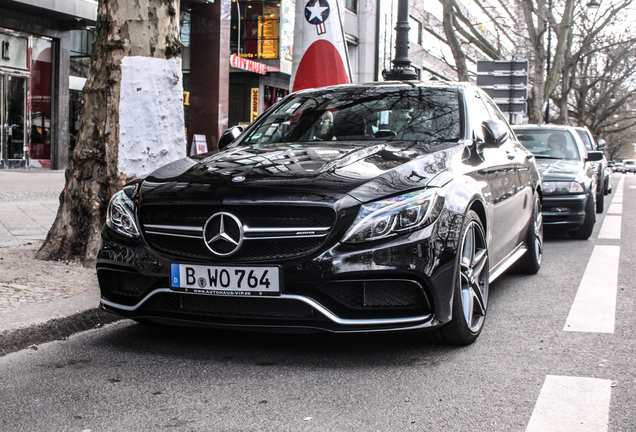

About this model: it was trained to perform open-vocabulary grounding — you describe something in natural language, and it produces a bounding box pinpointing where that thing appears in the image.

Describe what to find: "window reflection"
[244,87,463,145]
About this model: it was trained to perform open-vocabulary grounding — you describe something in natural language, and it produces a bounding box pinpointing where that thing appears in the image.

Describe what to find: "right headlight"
[541,181,584,194]
[106,188,140,238]
[342,189,444,243]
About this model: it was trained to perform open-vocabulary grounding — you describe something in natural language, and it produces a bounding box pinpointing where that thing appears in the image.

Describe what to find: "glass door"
[1,74,27,168]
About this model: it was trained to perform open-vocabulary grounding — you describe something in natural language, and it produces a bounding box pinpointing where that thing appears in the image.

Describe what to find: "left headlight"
[541,181,584,194]
[106,188,140,238]
[342,189,444,244]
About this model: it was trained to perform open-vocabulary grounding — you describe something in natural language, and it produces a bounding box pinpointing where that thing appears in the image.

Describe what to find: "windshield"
[515,129,582,161]
[242,87,463,145]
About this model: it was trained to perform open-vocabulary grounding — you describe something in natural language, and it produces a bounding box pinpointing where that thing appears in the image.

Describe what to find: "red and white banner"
[290,0,352,92]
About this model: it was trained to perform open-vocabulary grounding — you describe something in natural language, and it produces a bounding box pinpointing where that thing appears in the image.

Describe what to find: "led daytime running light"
[106,190,140,238]
[343,189,443,243]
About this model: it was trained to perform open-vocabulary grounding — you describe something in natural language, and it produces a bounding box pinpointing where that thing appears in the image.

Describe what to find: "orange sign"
[251,88,259,122]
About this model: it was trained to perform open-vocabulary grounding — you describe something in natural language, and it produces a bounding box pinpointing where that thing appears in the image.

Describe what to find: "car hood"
[140,141,461,204]
[535,159,586,182]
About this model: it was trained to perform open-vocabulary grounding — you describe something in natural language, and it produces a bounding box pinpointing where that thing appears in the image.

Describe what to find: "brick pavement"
[0,170,69,312]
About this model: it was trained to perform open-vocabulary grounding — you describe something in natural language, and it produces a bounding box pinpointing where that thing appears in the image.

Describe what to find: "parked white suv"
[624,160,636,173]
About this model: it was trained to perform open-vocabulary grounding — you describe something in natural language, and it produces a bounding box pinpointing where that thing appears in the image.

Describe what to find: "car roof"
[292,80,471,95]
[512,124,578,131]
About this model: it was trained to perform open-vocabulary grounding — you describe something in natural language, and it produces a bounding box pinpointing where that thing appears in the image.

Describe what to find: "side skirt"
[489,244,527,283]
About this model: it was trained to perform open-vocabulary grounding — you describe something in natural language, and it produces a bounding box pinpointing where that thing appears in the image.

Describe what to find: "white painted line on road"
[564,245,620,333]
[606,203,622,214]
[597,215,621,239]
[526,375,611,432]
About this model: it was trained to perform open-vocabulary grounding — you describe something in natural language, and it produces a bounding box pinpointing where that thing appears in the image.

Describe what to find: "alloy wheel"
[459,220,489,333]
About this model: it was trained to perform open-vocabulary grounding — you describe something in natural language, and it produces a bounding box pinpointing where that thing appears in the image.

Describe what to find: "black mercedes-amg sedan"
[98,82,543,345]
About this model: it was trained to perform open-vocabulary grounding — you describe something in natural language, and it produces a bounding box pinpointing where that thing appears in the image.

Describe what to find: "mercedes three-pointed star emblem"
[203,212,244,256]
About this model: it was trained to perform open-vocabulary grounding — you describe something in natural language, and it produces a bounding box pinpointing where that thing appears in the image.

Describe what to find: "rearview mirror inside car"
[596,139,606,150]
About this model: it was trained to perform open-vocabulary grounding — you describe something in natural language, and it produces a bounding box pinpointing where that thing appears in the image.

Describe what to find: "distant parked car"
[513,125,604,239]
[614,162,624,173]
[624,160,636,173]
[575,127,610,212]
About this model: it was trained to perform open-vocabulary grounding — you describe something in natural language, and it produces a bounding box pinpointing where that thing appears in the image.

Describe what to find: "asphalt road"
[1,173,635,432]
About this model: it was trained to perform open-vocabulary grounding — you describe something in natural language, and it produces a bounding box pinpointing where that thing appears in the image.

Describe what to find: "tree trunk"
[37,0,182,267]
[442,0,469,81]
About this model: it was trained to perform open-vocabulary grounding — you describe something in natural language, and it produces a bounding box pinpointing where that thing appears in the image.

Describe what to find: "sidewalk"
[0,170,118,355]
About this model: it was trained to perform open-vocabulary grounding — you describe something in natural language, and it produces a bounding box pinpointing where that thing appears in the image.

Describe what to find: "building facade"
[0,0,97,170]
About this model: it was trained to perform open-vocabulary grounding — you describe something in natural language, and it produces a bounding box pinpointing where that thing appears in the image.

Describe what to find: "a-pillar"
[188,0,230,153]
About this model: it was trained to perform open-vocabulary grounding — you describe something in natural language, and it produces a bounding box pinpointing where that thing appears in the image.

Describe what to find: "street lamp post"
[382,0,418,81]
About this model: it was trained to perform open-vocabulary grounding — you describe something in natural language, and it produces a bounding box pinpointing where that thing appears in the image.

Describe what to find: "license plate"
[170,264,280,296]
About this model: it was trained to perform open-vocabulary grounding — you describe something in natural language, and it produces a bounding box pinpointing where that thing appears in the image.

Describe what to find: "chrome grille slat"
[139,204,337,261]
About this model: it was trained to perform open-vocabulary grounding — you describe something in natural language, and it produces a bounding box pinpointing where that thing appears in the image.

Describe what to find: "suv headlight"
[342,189,444,243]
[542,181,584,194]
[106,187,140,238]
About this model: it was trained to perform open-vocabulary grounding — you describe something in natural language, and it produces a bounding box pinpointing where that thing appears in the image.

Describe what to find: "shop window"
[263,85,288,111]
[68,30,92,155]
[30,37,52,161]
[70,29,92,78]
[231,1,280,60]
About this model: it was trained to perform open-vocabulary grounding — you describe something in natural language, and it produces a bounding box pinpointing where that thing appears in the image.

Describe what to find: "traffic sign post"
[477,60,528,74]
[476,74,528,88]
[476,60,529,117]
[482,88,528,101]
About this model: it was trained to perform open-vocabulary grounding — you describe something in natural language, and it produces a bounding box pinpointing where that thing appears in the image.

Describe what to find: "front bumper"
[541,194,587,228]
[96,211,461,333]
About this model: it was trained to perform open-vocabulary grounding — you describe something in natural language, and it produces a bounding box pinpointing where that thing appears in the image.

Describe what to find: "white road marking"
[564,245,620,333]
[597,215,621,239]
[526,375,611,432]
[606,203,622,214]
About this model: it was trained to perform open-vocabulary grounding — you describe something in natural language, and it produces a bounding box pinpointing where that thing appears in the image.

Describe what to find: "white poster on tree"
[119,56,186,179]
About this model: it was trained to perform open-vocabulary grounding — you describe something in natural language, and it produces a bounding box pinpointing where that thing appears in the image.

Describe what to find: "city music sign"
[230,54,267,75]
[0,34,28,70]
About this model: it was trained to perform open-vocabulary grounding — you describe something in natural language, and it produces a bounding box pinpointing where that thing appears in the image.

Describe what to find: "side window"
[480,92,515,139]
[469,90,492,142]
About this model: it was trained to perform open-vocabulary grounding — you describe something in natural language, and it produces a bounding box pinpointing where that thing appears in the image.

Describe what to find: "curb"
[0,308,121,356]
[0,291,121,356]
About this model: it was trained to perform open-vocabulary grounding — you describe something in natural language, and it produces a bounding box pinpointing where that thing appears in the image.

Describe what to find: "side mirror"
[596,139,606,150]
[586,150,604,162]
[218,125,245,150]
[482,119,509,147]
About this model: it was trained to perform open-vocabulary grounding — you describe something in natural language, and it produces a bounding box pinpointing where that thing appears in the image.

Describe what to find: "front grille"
[139,204,336,262]
[317,280,427,310]
[140,292,326,321]
[140,205,335,228]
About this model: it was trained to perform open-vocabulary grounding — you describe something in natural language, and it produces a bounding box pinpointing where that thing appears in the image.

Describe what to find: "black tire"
[424,210,489,345]
[596,177,604,213]
[569,193,596,240]
[515,193,543,274]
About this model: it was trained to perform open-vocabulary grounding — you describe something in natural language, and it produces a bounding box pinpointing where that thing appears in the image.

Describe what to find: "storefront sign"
[183,90,190,105]
[0,34,28,70]
[251,88,259,122]
[230,54,267,75]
